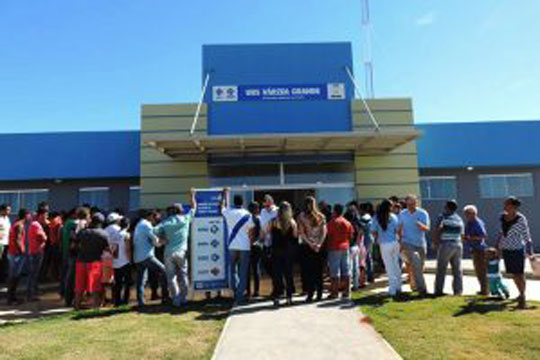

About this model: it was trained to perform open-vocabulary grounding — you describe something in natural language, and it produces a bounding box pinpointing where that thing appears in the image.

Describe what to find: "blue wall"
[0,131,140,181]
[417,121,540,169]
[202,43,354,135]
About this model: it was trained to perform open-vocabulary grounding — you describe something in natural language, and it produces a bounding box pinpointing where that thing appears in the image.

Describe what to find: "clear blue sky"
[1,0,539,133]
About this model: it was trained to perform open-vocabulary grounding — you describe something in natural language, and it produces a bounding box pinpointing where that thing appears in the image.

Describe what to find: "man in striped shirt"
[433,200,465,296]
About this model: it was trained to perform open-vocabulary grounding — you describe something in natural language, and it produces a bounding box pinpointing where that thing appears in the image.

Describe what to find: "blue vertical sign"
[191,189,229,291]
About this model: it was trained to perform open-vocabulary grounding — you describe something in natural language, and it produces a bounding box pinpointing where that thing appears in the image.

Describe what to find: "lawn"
[0,301,230,360]
[352,292,540,360]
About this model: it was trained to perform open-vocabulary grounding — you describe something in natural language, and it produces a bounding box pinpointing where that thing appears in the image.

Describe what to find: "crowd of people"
[0,189,535,310]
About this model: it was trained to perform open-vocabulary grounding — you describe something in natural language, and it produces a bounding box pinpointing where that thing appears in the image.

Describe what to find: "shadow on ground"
[453,297,538,317]
[70,298,233,321]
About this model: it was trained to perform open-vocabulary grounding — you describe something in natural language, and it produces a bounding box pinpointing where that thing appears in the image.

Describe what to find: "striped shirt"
[437,213,464,242]
[499,213,532,251]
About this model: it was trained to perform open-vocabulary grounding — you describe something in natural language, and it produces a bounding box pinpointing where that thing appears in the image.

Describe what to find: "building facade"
[1,43,538,251]
[418,121,540,250]
[141,43,421,209]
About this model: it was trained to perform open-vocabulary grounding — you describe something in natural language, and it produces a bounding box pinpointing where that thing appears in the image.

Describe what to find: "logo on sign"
[213,86,238,102]
[327,83,346,100]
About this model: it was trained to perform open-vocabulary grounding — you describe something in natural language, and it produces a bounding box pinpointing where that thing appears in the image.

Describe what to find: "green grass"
[0,301,230,360]
[352,292,540,360]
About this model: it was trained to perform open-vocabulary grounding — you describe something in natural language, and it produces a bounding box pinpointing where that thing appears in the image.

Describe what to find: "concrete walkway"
[212,297,401,360]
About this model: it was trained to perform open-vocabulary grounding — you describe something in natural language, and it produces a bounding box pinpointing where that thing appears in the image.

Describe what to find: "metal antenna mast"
[361,0,374,98]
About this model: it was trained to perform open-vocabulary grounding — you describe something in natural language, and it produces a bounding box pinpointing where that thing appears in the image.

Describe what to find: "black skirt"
[502,249,525,275]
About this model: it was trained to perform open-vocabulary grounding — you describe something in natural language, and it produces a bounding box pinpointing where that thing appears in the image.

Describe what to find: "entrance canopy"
[143,129,421,158]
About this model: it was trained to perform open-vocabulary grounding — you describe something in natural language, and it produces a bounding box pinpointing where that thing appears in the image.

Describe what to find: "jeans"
[401,243,427,293]
[365,241,374,282]
[26,253,43,299]
[304,247,324,298]
[380,242,402,295]
[229,249,250,303]
[113,264,132,306]
[471,248,488,294]
[328,249,350,278]
[272,250,295,299]
[8,254,26,279]
[148,246,165,297]
[136,256,168,306]
[62,257,76,306]
[489,277,509,298]
[165,252,189,307]
[349,245,360,289]
[7,254,26,301]
[247,246,262,296]
[434,242,463,295]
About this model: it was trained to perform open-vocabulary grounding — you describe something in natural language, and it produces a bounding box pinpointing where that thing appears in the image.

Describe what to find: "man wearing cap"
[105,212,123,242]
[154,189,196,307]
[73,213,111,309]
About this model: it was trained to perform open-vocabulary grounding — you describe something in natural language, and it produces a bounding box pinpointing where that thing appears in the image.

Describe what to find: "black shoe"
[162,299,171,306]
[316,291,323,302]
[517,296,526,309]
[7,298,23,306]
[273,299,280,308]
[286,297,293,306]
[305,293,313,303]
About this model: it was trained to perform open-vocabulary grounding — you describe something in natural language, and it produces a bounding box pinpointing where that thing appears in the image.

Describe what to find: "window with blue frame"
[479,173,534,199]
[79,187,109,210]
[129,186,141,211]
[0,189,49,212]
[420,176,457,200]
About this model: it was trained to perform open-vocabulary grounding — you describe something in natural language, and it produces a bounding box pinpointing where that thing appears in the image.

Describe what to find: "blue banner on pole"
[191,190,229,291]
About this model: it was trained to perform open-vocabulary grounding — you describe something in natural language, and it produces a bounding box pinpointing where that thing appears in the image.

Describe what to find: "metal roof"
[143,129,420,157]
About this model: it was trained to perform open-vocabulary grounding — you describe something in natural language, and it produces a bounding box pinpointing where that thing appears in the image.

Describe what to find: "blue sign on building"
[212,83,346,102]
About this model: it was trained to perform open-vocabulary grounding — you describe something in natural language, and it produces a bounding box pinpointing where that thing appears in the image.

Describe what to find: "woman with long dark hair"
[370,199,402,297]
[270,201,298,307]
[297,196,327,302]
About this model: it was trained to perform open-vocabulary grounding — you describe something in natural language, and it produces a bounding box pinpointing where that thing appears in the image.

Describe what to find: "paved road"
[212,297,401,360]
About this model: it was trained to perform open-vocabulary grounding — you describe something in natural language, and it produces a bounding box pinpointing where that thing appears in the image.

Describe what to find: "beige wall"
[352,98,420,201]
[140,104,209,209]
[140,98,420,208]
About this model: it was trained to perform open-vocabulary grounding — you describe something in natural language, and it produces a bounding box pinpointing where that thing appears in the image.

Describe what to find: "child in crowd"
[486,247,510,299]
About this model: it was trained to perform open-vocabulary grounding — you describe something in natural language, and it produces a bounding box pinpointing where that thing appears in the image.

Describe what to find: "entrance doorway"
[254,189,315,210]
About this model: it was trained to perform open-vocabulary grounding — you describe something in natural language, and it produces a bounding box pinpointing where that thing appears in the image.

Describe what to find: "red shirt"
[327,216,353,251]
[48,216,63,245]
[8,220,47,255]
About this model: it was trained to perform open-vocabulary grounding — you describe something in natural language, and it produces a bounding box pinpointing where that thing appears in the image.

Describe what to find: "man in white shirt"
[260,195,278,246]
[221,188,254,305]
[0,204,11,262]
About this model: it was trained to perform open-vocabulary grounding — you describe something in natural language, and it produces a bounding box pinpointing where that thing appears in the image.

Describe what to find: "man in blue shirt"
[463,204,489,295]
[154,189,196,308]
[399,194,430,295]
[133,209,168,307]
